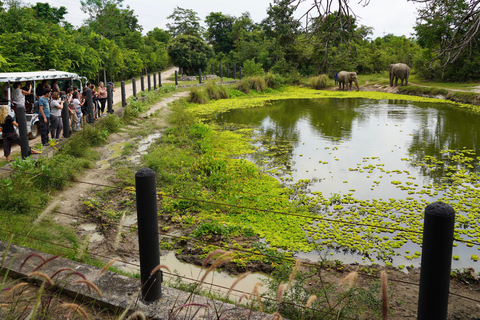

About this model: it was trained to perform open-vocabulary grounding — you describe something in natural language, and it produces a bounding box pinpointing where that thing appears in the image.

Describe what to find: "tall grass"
[189,87,209,104]
[308,74,329,89]
[205,81,229,100]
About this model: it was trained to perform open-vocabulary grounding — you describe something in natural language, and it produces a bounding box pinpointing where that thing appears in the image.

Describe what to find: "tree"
[261,0,301,62]
[32,2,67,24]
[205,12,235,53]
[167,7,204,38]
[167,35,214,75]
[81,0,142,48]
[145,27,171,45]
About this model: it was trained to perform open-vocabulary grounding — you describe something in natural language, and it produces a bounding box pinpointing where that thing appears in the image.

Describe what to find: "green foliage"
[398,85,448,96]
[192,221,255,239]
[167,6,204,38]
[189,87,209,104]
[249,76,267,92]
[205,12,235,54]
[242,58,265,77]
[236,79,250,94]
[204,81,229,100]
[308,74,329,89]
[229,89,246,98]
[167,35,214,75]
[264,72,285,89]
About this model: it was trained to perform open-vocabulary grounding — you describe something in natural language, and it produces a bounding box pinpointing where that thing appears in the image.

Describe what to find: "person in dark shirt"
[0,105,39,162]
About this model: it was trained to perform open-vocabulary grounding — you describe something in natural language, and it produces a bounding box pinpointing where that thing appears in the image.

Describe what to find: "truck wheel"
[28,123,39,139]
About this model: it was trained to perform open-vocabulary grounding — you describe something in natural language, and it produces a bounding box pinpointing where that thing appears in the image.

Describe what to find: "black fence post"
[211,63,213,75]
[15,106,30,159]
[175,70,178,86]
[62,99,70,138]
[135,168,162,301]
[121,81,126,108]
[239,66,242,80]
[107,84,113,114]
[86,88,94,123]
[153,72,157,90]
[417,202,456,320]
[226,63,229,79]
[199,69,202,84]
[158,71,162,87]
[147,74,151,92]
[132,78,137,98]
[234,64,236,80]
[141,75,145,92]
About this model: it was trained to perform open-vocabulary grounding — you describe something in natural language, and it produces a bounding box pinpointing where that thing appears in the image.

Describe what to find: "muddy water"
[113,252,269,300]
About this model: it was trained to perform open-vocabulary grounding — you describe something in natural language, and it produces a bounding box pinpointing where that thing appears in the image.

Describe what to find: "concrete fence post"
[15,106,30,159]
[121,81,126,108]
[147,74,151,92]
[107,84,113,114]
[417,201,456,320]
[175,70,178,86]
[86,88,94,123]
[141,75,145,92]
[135,168,162,301]
[153,72,157,90]
[62,99,70,138]
[132,78,137,98]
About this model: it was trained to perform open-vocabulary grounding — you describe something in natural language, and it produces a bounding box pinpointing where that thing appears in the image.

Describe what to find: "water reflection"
[210,98,480,269]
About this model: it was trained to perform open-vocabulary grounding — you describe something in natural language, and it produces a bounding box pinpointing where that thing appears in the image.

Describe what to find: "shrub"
[249,76,267,92]
[265,73,284,89]
[229,89,246,98]
[309,74,329,89]
[189,87,209,104]
[236,79,250,94]
[205,81,229,100]
[243,58,264,77]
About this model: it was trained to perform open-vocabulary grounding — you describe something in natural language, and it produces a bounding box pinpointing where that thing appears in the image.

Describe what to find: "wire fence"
[1,163,480,312]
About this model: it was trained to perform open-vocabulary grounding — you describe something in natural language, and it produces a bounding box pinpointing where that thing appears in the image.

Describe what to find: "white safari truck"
[0,70,85,139]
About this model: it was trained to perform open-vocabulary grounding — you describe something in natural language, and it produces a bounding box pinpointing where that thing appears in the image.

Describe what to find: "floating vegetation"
[183,88,480,268]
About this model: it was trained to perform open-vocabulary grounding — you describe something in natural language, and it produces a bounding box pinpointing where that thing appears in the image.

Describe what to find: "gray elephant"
[338,71,359,91]
[389,63,410,86]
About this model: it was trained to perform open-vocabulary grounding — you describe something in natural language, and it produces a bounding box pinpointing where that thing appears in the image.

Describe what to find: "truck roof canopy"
[0,70,82,82]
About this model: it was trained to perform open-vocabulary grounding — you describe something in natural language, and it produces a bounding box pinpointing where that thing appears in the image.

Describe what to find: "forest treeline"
[0,0,478,82]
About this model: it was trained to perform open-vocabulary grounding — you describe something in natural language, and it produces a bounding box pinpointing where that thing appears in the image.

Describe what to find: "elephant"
[389,63,410,86]
[338,71,359,91]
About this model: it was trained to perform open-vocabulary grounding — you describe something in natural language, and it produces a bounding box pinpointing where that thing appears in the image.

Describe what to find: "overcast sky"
[27,0,422,39]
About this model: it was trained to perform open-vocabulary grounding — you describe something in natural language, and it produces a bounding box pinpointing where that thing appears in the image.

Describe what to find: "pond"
[211,98,480,270]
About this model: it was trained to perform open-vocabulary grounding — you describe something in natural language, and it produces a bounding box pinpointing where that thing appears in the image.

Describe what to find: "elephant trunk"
[354,79,359,91]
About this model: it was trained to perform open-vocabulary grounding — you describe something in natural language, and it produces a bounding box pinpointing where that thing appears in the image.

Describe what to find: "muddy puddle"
[113,251,269,300]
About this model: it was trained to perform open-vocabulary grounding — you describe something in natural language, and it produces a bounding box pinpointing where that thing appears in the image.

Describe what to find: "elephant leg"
[395,77,398,86]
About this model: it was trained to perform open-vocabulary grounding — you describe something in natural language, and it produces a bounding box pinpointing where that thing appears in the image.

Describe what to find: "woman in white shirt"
[49,92,64,139]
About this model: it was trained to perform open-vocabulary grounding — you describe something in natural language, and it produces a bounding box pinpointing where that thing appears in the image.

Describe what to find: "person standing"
[49,92,63,140]
[37,87,51,146]
[0,105,39,162]
[334,72,339,85]
[98,81,107,117]
[11,82,31,109]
